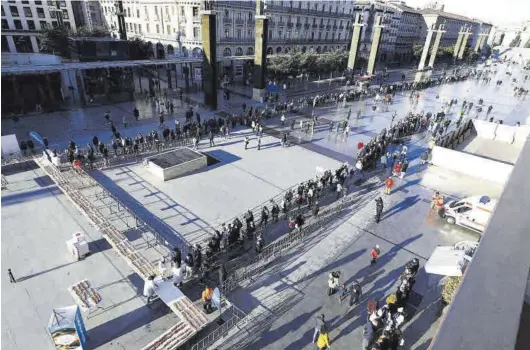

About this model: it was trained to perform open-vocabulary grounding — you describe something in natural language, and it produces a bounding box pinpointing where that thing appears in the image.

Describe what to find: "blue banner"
[266,85,281,93]
[74,307,88,349]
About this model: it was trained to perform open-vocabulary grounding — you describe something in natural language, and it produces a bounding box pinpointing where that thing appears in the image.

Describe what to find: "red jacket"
[371,248,380,259]
[385,178,394,188]
[357,142,364,151]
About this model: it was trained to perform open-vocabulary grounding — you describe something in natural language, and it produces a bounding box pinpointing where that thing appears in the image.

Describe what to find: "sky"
[403,0,530,27]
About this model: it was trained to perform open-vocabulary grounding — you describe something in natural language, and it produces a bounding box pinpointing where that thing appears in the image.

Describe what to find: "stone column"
[428,25,445,69]
[252,0,268,101]
[458,31,471,59]
[183,64,190,93]
[418,27,434,71]
[347,13,363,70]
[166,64,173,89]
[30,36,39,52]
[367,16,384,75]
[454,32,464,58]
[475,34,487,53]
[201,10,217,109]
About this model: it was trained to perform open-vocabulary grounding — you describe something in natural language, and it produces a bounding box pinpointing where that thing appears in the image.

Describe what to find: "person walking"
[257,136,261,150]
[209,131,215,147]
[316,328,331,350]
[384,176,394,195]
[244,136,250,150]
[133,107,139,121]
[370,245,380,266]
[8,269,16,283]
[312,314,326,343]
[281,113,286,126]
[375,197,384,223]
[349,280,363,306]
[400,160,409,179]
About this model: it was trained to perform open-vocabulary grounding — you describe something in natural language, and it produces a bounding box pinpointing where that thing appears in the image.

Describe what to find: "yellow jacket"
[317,333,330,349]
[202,288,213,302]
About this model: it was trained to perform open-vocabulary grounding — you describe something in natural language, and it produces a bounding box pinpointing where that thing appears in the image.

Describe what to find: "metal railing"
[220,190,358,294]
[191,304,249,350]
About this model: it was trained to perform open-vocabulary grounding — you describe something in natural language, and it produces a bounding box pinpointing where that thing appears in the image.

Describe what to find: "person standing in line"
[380,152,387,169]
[159,112,165,127]
[244,136,250,150]
[209,131,215,147]
[257,136,262,150]
[370,245,380,266]
[375,197,384,223]
[312,314,326,344]
[143,275,159,303]
[384,176,394,195]
[133,107,139,121]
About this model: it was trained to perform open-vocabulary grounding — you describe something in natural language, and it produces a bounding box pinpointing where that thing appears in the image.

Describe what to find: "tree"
[39,27,73,57]
[442,276,462,305]
[509,33,521,47]
[525,40,530,48]
[411,44,424,61]
[76,25,110,38]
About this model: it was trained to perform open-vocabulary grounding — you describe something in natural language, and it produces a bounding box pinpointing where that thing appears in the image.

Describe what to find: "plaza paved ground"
[2,61,529,350]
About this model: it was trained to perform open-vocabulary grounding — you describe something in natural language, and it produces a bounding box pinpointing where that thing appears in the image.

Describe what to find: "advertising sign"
[48,306,88,350]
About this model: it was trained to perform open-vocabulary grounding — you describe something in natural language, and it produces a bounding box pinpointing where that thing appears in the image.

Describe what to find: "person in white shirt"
[172,264,183,287]
[143,275,159,303]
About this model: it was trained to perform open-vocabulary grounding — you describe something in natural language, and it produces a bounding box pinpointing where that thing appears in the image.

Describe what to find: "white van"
[443,196,497,233]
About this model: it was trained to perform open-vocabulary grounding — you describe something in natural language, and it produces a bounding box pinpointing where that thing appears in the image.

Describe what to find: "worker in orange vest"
[384,177,394,195]
[431,191,440,209]
[202,287,214,313]
[370,245,381,266]
[435,195,445,217]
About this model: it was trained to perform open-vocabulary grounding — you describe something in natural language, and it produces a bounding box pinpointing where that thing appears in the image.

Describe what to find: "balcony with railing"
[215,1,254,9]
[235,18,245,25]
[266,3,352,18]
[277,21,285,27]
[295,22,302,29]
[312,23,318,29]
[304,23,310,29]
[218,37,254,44]
[326,24,331,30]
[319,23,325,29]
[223,17,232,24]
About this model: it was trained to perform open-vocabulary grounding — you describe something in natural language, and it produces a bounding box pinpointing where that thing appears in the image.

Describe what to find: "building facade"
[71,0,105,32]
[352,0,398,65]
[1,0,78,53]
[99,0,355,59]
[419,8,492,53]
[389,2,423,62]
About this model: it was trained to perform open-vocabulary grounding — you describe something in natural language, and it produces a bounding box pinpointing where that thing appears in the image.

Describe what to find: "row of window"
[1,18,70,31]
[1,5,69,20]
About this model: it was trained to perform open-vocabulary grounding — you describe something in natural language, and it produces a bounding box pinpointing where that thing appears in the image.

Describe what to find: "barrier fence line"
[220,191,359,295]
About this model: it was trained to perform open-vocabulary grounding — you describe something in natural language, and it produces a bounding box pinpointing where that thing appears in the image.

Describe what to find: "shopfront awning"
[1,57,202,76]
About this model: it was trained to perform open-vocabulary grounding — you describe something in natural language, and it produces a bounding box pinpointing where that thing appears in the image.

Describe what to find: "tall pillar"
[428,24,445,69]
[454,31,464,58]
[166,64,173,89]
[418,26,434,71]
[252,0,268,102]
[458,30,471,59]
[475,33,487,53]
[367,16,384,75]
[201,10,217,109]
[347,13,364,70]
[183,64,190,93]
[30,36,39,53]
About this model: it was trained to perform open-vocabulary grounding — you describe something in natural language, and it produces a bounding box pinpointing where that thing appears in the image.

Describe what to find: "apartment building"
[99,0,355,59]
[352,0,398,64]
[1,0,78,53]
[389,1,423,61]
[419,8,492,52]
